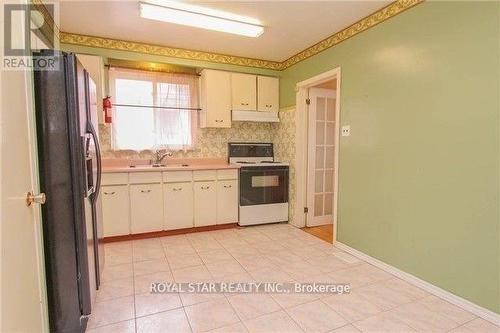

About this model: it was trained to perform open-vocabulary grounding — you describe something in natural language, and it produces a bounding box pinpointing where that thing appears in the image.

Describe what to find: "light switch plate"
[341,125,351,137]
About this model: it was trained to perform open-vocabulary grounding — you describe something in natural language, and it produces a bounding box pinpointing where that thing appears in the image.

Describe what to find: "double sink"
[129,163,190,169]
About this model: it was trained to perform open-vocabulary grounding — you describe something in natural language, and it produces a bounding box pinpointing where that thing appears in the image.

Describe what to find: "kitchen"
[2,1,499,333]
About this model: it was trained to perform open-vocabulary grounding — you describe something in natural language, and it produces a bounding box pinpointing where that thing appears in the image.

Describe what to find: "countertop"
[101,158,240,173]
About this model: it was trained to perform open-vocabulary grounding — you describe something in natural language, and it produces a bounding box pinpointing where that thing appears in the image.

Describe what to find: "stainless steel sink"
[128,164,166,168]
[128,163,189,168]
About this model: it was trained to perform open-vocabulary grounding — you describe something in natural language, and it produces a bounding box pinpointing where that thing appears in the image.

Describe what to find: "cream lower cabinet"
[101,185,130,237]
[130,183,164,233]
[216,180,238,224]
[101,169,238,237]
[194,181,217,227]
[164,182,194,230]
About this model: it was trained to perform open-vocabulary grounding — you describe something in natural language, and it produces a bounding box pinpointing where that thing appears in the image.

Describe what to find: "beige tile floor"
[87,224,499,333]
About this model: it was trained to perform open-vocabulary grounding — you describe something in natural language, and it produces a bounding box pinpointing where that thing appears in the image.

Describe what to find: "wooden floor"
[301,224,334,243]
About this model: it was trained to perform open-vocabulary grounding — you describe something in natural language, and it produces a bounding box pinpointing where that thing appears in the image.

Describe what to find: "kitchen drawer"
[129,172,162,184]
[102,172,128,185]
[193,170,216,181]
[163,171,193,183]
[217,169,238,180]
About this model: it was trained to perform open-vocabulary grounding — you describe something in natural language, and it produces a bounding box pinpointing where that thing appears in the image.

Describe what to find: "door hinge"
[304,207,309,213]
[306,98,311,105]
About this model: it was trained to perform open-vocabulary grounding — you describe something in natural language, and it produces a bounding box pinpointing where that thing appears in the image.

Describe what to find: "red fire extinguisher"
[103,96,112,124]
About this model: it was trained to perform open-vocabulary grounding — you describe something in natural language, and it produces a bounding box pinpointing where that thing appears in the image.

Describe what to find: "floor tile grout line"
[131,242,138,333]
[180,305,195,333]
[444,316,480,333]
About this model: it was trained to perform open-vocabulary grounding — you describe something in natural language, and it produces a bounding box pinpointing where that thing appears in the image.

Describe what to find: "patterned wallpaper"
[272,107,296,224]
[99,121,273,160]
[99,109,297,223]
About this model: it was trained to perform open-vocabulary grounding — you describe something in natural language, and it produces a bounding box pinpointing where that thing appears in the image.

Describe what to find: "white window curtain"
[108,67,199,151]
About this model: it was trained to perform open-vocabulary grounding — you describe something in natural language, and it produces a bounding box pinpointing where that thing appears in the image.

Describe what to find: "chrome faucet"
[151,150,172,166]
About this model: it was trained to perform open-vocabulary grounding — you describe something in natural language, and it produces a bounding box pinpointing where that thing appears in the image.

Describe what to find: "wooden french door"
[306,88,338,227]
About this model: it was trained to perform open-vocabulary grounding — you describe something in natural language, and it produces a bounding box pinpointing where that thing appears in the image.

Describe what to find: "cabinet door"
[101,185,130,237]
[194,181,217,227]
[164,182,194,230]
[130,184,164,233]
[257,76,279,112]
[231,73,257,111]
[200,70,231,128]
[217,180,238,224]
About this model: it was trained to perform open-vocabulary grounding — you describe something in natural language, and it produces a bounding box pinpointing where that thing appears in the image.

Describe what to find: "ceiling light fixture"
[139,1,264,38]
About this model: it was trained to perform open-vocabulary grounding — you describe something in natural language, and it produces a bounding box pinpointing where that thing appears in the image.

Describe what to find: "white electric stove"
[229,143,289,226]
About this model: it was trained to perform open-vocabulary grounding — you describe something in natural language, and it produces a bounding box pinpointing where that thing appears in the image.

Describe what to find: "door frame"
[292,67,341,241]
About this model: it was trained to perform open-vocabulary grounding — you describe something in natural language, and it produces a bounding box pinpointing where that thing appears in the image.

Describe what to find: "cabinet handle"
[215,119,224,123]
[224,185,232,188]
[173,187,183,191]
[103,191,115,195]
[140,189,152,193]
[201,186,210,190]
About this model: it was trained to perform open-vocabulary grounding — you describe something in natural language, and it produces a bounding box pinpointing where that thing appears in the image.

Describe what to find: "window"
[108,67,199,151]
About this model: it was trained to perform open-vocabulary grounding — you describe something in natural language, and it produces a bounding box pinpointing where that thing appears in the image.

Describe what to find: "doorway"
[294,68,341,244]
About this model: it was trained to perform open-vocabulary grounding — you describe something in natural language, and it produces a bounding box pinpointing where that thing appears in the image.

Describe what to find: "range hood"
[232,110,280,123]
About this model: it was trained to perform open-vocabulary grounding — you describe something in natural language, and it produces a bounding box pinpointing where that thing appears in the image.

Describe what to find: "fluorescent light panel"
[139,1,264,38]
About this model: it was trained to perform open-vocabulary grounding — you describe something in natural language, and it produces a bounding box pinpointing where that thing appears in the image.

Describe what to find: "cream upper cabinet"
[200,69,231,128]
[130,183,164,233]
[231,73,257,111]
[101,185,130,237]
[194,181,217,227]
[257,76,279,112]
[216,180,238,224]
[76,54,105,123]
[164,182,194,230]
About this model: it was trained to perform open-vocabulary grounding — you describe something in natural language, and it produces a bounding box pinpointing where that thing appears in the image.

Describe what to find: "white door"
[257,76,279,112]
[216,180,238,224]
[164,182,194,230]
[0,4,48,330]
[102,185,130,236]
[194,181,217,227]
[231,73,256,111]
[306,88,338,227]
[130,184,164,233]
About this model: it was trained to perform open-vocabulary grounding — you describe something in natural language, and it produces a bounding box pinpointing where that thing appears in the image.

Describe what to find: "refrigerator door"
[85,73,105,288]
[33,51,92,332]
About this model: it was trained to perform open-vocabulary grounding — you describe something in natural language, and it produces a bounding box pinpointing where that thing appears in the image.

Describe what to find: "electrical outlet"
[341,125,351,137]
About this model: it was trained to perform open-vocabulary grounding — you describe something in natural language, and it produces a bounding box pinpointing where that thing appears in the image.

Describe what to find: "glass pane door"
[307,88,337,226]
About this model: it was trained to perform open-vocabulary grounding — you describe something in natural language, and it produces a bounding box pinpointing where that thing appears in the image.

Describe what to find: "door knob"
[26,191,46,206]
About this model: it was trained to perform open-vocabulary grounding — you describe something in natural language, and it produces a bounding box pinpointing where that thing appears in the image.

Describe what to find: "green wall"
[282,1,499,313]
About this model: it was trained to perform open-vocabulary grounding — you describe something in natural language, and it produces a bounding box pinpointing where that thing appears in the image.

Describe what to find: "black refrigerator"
[33,51,104,333]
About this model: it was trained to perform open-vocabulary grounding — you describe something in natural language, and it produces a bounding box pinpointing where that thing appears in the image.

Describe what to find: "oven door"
[239,166,289,206]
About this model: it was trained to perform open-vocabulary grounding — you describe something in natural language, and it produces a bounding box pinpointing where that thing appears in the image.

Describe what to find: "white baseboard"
[335,242,500,326]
